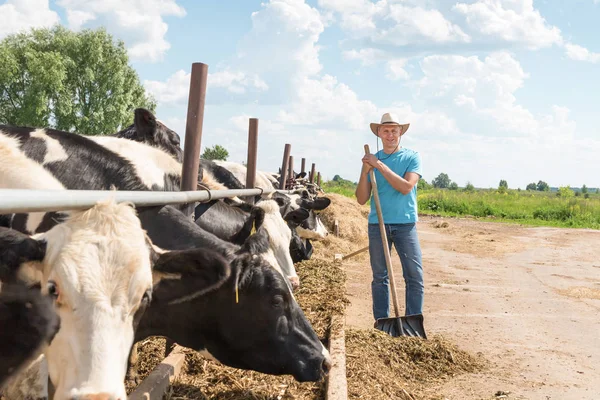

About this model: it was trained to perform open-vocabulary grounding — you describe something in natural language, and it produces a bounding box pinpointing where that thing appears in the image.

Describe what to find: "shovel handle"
[364,145,402,320]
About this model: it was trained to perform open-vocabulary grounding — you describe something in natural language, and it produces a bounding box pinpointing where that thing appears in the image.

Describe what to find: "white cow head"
[27,200,154,400]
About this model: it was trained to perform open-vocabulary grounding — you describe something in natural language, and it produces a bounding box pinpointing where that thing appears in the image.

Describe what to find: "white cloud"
[144,70,189,105]
[210,69,269,94]
[564,43,600,63]
[278,75,378,130]
[414,52,543,136]
[342,48,386,66]
[56,0,186,62]
[453,0,562,50]
[319,0,470,45]
[144,68,270,106]
[385,59,409,80]
[0,0,60,40]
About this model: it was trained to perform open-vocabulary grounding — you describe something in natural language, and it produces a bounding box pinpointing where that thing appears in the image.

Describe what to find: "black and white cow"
[134,204,331,381]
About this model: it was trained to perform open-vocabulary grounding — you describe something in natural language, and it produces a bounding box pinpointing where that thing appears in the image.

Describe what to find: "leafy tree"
[417,178,432,191]
[432,173,451,189]
[581,184,588,194]
[526,182,537,191]
[499,180,508,189]
[449,181,458,190]
[557,186,574,198]
[464,181,475,192]
[537,180,550,192]
[202,145,229,161]
[0,25,155,134]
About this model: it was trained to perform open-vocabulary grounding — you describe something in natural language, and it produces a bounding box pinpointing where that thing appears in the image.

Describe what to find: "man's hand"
[362,154,379,170]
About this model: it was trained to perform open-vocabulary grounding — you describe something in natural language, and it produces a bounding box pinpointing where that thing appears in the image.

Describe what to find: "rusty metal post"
[246,118,259,204]
[301,158,306,174]
[317,172,321,186]
[288,155,294,184]
[310,163,316,183]
[181,62,208,218]
[279,144,291,189]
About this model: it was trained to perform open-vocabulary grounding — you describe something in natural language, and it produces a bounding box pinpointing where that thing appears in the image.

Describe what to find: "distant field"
[321,181,600,230]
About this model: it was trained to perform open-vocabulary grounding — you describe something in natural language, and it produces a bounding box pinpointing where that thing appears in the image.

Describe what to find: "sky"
[1,0,599,189]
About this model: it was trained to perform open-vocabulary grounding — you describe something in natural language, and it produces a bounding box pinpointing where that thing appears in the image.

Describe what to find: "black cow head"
[114,108,183,162]
[136,251,330,382]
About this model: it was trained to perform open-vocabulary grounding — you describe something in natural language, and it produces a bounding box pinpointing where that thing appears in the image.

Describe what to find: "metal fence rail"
[0,188,298,214]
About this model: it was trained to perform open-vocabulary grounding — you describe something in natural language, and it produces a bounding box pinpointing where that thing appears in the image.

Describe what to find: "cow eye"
[47,281,59,299]
[272,295,284,308]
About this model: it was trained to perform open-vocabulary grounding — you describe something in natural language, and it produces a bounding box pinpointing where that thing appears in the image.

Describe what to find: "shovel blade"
[375,314,427,338]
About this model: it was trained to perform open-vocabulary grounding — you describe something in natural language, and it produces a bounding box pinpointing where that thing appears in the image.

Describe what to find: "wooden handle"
[364,144,401,319]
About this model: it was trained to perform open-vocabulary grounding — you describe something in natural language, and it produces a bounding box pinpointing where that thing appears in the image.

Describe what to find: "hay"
[318,193,369,242]
[125,337,167,393]
[162,259,348,400]
[345,329,487,400]
[314,193,370,261]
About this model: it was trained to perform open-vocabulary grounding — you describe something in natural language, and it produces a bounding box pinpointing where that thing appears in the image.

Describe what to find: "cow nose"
[74,393,119,400]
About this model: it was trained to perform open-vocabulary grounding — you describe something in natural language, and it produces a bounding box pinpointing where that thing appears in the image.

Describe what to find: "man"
[355,112,424,325]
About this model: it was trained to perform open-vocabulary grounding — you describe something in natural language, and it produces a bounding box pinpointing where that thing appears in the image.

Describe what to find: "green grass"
[321,180,600,230]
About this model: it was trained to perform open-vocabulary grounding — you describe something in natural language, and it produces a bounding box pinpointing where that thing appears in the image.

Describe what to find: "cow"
[0,113,229,235]
[133,204,331,381]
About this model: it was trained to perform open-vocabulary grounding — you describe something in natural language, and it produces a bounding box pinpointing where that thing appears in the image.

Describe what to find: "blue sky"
[2,0,599,189]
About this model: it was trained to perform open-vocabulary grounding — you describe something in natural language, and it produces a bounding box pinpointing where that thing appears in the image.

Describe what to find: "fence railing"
[0,188,300,214]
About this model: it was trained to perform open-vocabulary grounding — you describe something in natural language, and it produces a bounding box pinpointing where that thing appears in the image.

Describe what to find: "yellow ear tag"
[235,280,239,304]
[250,220,256,235]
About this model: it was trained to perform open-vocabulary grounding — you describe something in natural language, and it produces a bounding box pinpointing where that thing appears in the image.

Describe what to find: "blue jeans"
[368,223,424,320]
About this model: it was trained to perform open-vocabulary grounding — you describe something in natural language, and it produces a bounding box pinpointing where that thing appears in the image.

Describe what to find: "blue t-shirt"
[367,148,422,224]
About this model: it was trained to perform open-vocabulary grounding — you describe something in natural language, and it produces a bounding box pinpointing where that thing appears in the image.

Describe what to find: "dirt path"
[341,215,600,400]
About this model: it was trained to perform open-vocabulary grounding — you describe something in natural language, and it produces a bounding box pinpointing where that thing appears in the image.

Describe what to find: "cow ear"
[284,208,309,224]
[134,108,157,139]
[151,248,231,305]
[312,197,331,211]
[295,172,307,179]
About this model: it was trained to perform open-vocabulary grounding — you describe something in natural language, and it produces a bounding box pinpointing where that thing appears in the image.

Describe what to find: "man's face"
[377,125,401,147]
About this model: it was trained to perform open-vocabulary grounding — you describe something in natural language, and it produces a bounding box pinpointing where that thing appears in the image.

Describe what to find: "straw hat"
[370,112,410,136]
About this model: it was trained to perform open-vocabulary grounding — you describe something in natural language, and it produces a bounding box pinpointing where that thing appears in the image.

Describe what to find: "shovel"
[364,144,427,339]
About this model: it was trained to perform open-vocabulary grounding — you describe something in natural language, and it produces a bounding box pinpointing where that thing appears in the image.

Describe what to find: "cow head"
[272,192,330,241]
[114,108,183,163]
[248,200,300,289]
[136,251,330,382]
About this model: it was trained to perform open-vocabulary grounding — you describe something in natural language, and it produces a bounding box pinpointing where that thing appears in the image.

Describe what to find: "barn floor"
[342,215,600,400]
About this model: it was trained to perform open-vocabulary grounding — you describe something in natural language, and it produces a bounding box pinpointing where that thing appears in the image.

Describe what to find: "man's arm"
[355,165,372,205]
[377,163,420,195]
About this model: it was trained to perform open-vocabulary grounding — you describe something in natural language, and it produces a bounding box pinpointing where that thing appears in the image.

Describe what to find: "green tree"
[537,180,550,192]
[581,184,588,194]
[0,26,155,134]
[432,173,451,189]
[449,181,458,190]
[464,181,475,192]
[499,180,508,189]
[202,145,229,161]
[557,186,574,198]
[526,182,537,191]
[417,178,432,191]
